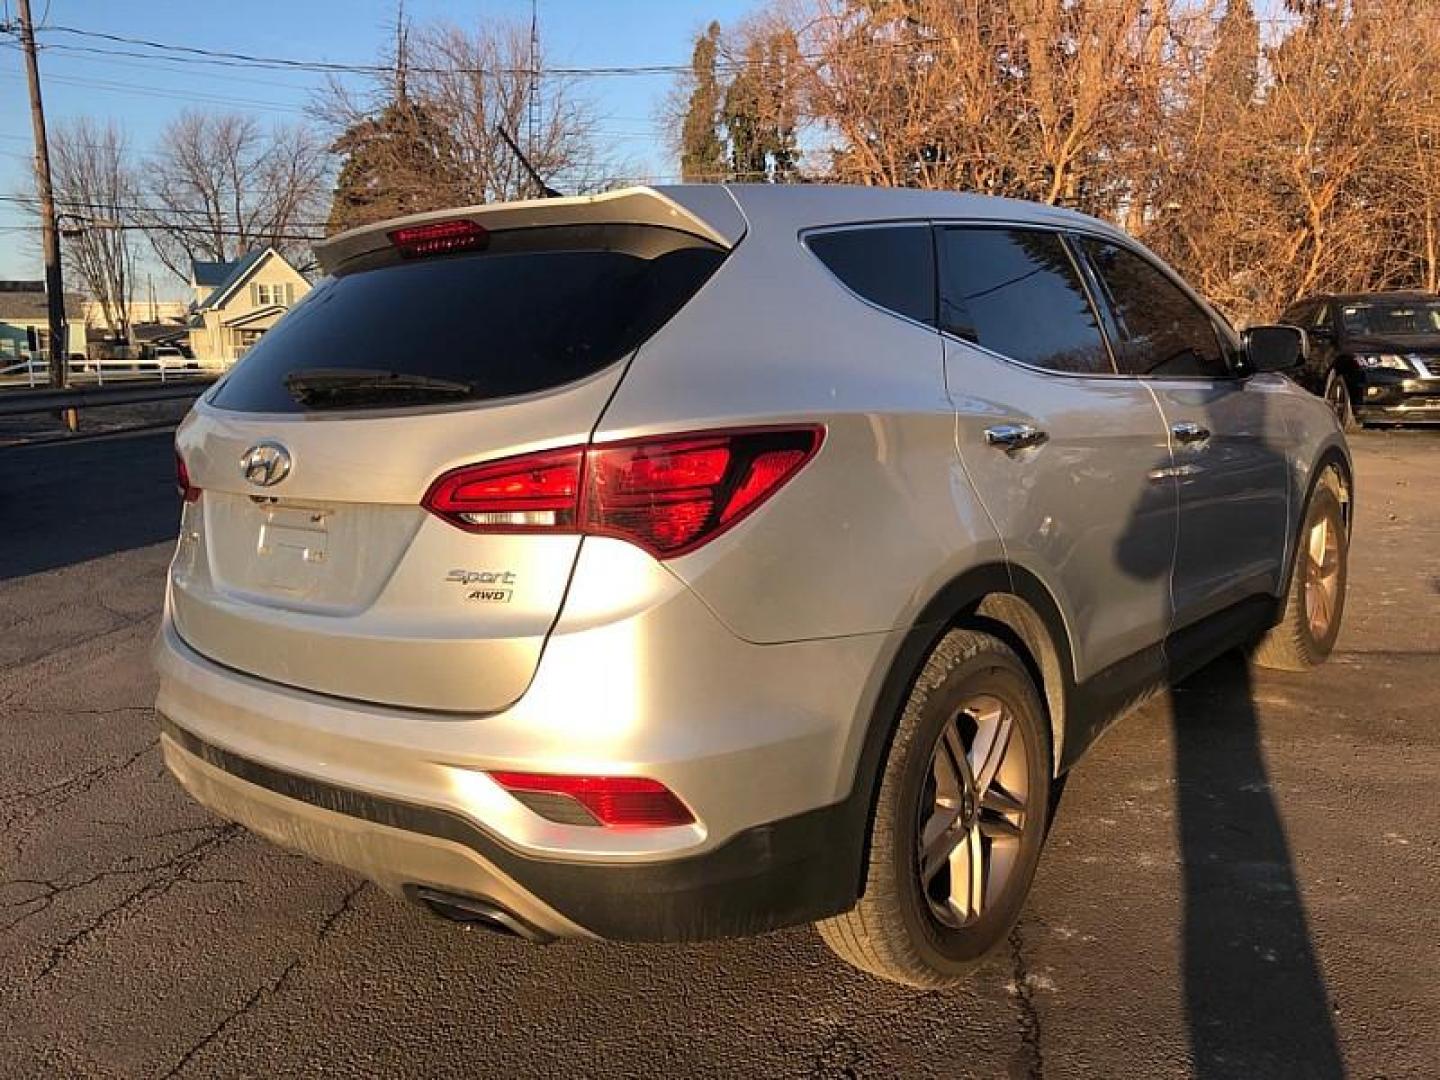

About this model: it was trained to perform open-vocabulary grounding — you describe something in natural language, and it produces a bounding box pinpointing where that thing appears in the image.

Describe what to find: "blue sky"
[0,0,760,290]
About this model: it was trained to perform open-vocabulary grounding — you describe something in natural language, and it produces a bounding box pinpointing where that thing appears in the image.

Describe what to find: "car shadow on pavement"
[0,429,180,581]
[1170,652,1343,1080]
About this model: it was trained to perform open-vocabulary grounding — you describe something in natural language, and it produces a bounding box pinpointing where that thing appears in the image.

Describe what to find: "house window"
[251,283,294,308]
[235,328,266,354]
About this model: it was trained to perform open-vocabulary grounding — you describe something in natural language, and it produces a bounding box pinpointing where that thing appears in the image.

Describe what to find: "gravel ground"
[0,428,1436,1079]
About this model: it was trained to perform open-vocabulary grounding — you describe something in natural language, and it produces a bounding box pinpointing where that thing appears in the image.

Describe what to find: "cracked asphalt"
[2,427,1437,1079]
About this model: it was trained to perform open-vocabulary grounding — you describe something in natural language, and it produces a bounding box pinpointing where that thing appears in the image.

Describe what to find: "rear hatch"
[171,190,734,712]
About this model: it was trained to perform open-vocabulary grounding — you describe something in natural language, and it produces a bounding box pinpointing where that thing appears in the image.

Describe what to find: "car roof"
[317,183,1134,273]
[715,182,1127,238]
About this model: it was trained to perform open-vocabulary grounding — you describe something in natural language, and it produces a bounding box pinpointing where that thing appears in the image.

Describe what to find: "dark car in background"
[1280,291,1440,428]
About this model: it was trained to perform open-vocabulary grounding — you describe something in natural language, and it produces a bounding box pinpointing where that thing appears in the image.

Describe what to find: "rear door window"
[805,225,936,326]
[1078,238,1230,379]
[934,225,1112,375]
[209,225,726,413]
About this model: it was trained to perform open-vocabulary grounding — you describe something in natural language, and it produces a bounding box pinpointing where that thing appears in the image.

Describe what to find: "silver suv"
[158,185,1351,987]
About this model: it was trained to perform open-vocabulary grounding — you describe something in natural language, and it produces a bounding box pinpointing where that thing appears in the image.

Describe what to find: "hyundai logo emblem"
[240,441,292,487]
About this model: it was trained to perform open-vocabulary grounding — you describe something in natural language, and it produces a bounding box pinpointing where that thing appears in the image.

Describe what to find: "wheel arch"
[838,562,1079,903]
[1279,443,1353,600]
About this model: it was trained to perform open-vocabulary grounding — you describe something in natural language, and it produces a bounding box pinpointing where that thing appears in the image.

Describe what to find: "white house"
[0,281,87,369]
[187,249,310,367]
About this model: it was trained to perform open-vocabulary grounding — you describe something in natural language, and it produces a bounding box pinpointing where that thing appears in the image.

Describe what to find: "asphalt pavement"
[1,427,1436,1078]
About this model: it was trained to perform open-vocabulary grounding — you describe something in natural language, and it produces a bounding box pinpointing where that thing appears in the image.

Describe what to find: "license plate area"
[255,504,331,594]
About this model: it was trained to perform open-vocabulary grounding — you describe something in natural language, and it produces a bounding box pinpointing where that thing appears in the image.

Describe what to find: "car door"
[935,223,1177,683]
[1299,301,1342,397]
[1074,235,1290,630]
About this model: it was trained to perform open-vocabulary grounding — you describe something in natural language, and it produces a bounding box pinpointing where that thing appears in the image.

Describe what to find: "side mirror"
[1244,324,1308,373]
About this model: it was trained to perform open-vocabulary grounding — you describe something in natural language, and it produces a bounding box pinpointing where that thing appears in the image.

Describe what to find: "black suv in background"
[1280,291,1440,428]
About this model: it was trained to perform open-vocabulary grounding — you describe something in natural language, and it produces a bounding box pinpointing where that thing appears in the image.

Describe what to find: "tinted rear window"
[806,225,935,325]
[210,229,725,413]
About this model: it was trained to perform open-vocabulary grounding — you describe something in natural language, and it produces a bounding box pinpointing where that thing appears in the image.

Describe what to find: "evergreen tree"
[680,23,726,182]
[326,17,470,234]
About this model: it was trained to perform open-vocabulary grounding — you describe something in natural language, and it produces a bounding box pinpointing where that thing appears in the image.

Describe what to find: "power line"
[23,23,696,78]
[15,10,1408,84]
[0,217,326,241]
[0,191,330,227]
[0,46,311,114]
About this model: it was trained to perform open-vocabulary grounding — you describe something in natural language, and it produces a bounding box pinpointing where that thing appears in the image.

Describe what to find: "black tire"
[1323,370,1360,432]
[1253,472,1349,672]
[817,629,1052,988]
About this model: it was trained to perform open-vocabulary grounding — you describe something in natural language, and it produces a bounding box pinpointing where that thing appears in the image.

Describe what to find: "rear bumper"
[161,717,859,941]
[154,565,896,939]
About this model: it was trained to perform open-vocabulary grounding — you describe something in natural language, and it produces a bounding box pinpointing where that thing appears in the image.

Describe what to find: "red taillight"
[489,771,694,829]
[422,447,583,532]
[175,452,200,503]
[586,437,731,555]
[387,219,489,259]
[421,426,823,557]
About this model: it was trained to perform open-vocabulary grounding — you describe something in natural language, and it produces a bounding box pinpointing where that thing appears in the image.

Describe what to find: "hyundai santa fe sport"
[158,185,1352,987]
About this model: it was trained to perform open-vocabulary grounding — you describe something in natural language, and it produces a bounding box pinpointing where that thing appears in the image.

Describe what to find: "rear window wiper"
[283,368,474,408]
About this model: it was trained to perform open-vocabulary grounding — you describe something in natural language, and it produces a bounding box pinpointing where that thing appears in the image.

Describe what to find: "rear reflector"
[421,426,823,557]
[387,219,489,259]
[489,771,694,828]
[175,452,200,503]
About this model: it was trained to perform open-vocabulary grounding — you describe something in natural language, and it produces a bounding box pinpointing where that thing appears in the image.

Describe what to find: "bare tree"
[670,0,1440,323]
[753,0,1178,207]
[141,111,329,281]
[408,20,601,200]
[48,118,137,337]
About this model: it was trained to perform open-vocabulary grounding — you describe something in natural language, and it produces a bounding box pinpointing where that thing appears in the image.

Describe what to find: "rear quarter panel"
[593,204,1004,644]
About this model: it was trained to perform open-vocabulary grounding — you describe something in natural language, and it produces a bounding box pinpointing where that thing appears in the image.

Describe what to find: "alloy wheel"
[1325,377,1351,424]
[1303,512,1342,641]
[916,694,1031,929]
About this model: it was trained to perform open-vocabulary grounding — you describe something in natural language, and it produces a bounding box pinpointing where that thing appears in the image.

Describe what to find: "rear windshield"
[209,226,725,413]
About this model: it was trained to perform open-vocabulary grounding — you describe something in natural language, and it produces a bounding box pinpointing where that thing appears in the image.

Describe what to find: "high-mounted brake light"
[489,771,694,829]
[175,452,201,503]
[387,219,489,259]
[420,426,824,557]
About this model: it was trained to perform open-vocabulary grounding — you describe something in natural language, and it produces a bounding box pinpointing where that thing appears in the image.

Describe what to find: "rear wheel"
[817,629,1051,988]
[1253,472,1348,671]
[1324,370,1359,432]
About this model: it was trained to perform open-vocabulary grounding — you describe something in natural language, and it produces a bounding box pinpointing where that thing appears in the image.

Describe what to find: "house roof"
[195,249,273,311]
[0,281,84,322]
[191,259,239,288]
[222,304,287,329]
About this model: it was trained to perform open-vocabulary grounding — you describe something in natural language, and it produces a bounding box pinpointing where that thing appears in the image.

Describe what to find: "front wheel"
[817,629,1051,988]
[1253,472,1349,671]
[1324,370,1360,432]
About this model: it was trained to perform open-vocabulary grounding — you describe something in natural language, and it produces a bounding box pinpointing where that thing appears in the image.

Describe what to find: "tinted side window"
[934,226,1111,375]
[806,225,935,326]
[1080,239,1228,378]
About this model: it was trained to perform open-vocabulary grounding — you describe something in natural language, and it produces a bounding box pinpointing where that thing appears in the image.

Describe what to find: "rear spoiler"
[315,186,746,275]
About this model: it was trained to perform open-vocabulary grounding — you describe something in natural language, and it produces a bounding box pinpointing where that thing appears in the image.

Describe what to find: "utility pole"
[14,0,69,392]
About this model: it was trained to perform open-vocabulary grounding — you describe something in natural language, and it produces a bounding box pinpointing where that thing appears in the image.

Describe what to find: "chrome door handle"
[1171,421,1211,445]
[984,423,1049,452]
